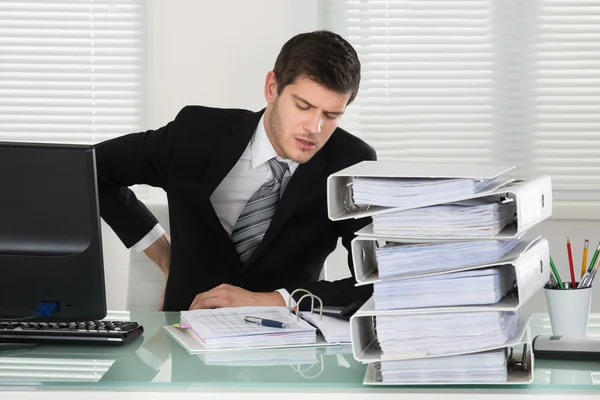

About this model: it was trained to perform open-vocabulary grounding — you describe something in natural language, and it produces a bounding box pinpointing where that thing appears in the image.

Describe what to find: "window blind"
[321,0,600,201]
[0,0,146,145]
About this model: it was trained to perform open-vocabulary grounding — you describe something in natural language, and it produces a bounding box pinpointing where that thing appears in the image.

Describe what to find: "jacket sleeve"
[95,107,187,248]
[283,216,373,309]
[284,143,377,309]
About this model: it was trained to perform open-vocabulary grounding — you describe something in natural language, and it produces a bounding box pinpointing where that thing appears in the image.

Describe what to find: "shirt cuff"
[276,288,297,310]
[131,224,166,252]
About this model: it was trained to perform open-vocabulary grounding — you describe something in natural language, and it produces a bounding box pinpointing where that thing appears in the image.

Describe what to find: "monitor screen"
[0,142,106,322]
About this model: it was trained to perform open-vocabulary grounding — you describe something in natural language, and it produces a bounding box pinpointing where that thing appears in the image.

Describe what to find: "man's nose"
[305,111,323,134]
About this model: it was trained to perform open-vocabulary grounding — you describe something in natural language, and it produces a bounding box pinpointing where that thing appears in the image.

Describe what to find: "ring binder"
[507,343,529,372]
[343,179,371,213]
[288,289,323,322]
[365,344,533,385]
[327,161,516,221]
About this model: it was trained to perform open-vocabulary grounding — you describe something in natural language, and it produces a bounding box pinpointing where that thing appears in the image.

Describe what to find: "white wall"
[146,0,319,127]
[102,0,319,310]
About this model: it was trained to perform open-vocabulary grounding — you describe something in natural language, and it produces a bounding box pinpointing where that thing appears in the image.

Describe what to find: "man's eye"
[324,114,337,120]
[296,103,310,111]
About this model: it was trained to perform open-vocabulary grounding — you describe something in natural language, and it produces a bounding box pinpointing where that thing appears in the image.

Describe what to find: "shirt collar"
[251,113,299,175]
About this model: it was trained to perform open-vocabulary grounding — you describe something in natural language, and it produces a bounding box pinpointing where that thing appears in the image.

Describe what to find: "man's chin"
[287,149,318,164]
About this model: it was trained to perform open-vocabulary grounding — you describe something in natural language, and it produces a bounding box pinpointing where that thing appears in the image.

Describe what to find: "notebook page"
[181,306,315,340]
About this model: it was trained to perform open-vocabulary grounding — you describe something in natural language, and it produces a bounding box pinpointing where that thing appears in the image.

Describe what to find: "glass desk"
[0,312,599,399]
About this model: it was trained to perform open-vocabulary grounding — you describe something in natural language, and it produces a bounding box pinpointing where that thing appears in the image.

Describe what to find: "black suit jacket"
[95,106,376,311]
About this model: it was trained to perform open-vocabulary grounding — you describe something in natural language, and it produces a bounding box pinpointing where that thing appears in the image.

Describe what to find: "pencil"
[581,240,589,278]
[588,242,600,273]
[549,256,564,289]
[567,238,576,287]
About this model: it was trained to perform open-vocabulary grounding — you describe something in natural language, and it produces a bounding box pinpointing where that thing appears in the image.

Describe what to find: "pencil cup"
[544,282,592,337]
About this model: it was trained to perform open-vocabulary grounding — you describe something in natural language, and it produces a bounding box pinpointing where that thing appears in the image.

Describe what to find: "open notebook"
[166,306,316,352]
[164,303,351,354]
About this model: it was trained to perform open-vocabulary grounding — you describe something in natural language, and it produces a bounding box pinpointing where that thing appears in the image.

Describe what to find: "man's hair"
[273,30,361,105]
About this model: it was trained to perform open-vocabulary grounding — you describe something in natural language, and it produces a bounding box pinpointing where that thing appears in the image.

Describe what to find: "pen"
[582,255,600,288]
[549,256,564,289]
[587,242,600,273]
[244,316,288,329]
[580,271,592,288]
[586,269,598,288]
[567,238,576,287]
[581,239,589,279]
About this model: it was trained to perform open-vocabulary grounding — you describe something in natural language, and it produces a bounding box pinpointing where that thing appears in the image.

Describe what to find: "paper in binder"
[350,297,534,363]
[353,237,523,282]
[352,176,497,208]
[371,197,517,238]
[327,161,515,221]
[376,310,519,358]
[373,265,517,310]
[370,238,549,309]
[364,338,533,385]
[354,176,553,241]
[351,236,549,298]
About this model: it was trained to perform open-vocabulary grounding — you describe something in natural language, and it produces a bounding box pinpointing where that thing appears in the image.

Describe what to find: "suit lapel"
[239,151,326,275]
[193,110,263,273]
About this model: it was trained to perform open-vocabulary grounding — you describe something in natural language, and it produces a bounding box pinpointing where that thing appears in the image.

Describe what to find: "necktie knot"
[268,158,288,183]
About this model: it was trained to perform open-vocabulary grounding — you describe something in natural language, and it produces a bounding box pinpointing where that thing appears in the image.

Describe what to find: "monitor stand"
[0,343,39,352]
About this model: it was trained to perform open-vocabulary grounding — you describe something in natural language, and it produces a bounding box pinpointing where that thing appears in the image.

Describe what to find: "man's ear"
[264,71,278,104]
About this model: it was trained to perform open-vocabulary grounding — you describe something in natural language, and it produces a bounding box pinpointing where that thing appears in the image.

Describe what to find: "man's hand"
[143,233,171,311]
[189,284,285,310]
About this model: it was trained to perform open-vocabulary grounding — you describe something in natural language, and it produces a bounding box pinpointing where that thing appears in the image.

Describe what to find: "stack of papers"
[372,197,517,238]
[180,307,316,350]
[300,313,351,343]
[374,266,516,310]
[373,349,508,383]
[375,238,522,278]
[376,311,519,358]
[352,177,495,208]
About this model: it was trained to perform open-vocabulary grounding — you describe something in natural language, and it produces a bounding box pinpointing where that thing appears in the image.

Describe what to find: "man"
[96,30,376,311]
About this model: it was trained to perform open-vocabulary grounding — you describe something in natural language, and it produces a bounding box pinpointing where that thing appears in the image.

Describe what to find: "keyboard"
[0,320,144,346]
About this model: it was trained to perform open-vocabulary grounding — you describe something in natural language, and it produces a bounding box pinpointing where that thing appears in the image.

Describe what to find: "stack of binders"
[327,161,553,385]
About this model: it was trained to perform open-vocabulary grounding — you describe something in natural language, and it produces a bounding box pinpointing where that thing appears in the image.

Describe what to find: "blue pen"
[244,316,288,328]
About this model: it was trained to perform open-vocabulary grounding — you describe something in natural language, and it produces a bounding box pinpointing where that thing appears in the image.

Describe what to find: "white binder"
[327,161,515,221]
[350,297,535,364]
[351,237,550,297]
[362,333,534,385]
[353,176,553,240]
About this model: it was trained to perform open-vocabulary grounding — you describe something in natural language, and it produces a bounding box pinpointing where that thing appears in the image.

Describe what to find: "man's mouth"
[295,137,316,150]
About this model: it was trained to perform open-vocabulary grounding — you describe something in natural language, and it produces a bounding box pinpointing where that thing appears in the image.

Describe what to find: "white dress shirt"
[133,114,299,305]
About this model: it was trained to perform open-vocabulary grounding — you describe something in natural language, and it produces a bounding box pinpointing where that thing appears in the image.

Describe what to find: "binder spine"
[514,239,550,305]
[515,176,553,231]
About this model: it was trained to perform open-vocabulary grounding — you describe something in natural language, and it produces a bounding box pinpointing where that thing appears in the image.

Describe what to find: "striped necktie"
[231,158,289,263]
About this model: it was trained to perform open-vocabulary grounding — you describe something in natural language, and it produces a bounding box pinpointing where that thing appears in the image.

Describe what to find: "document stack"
[327,161,553,385]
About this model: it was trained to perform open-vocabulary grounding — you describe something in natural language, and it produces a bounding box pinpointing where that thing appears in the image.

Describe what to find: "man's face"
[264,74,351,164]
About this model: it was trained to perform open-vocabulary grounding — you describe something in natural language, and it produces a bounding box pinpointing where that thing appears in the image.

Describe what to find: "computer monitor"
[0,141,106,322]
